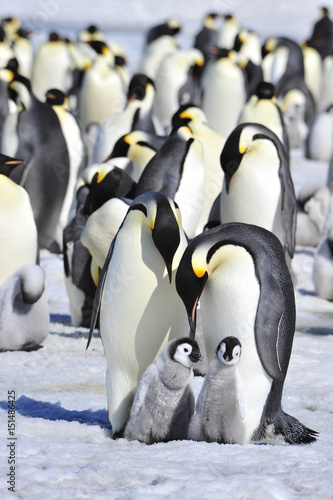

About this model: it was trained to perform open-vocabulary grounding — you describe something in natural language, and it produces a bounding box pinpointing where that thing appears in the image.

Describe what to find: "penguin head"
[169,337,201,368]
[220,122,281,193]
[255,81,276,100]
[216,337,242,366]
[88,164,135,213]
[127,73,155,102]
[0,153,25,179]
[105,131,156,163]
[127,192,182,283]
[45,88,66,106]
[171,103,207,129]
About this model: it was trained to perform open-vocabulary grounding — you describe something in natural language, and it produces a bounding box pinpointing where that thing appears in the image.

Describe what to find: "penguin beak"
[189,345,202,363]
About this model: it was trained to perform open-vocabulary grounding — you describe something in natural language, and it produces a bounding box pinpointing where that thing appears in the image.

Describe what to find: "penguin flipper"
[129,363,159,418]
[86,235,117,349]
[255,273,285,381]
[279,152,297,259]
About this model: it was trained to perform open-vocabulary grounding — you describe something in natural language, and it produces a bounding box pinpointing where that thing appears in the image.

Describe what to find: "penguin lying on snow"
[0,264,49,351]
[176,222,318,444]
[124,337,201,444]
[189,337,246,444]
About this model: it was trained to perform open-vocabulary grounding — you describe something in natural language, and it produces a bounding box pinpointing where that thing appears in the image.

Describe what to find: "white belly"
[200,245,272,442]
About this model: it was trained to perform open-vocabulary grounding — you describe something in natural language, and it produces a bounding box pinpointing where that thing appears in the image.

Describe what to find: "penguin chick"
[0,264,49,351]
[124,337,201,444]
[189,337,246,444]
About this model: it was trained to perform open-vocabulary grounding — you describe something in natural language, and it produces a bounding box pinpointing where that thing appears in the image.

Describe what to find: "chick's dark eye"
[184,348,189,353]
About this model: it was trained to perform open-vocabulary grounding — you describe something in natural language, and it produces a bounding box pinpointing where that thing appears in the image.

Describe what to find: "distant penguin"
[319,52,333,112]
[313,194,333,300]
[306,6,333,60]
[146,17,182,45]
[0,264,49,352]
[194,12,221,66]
[219,122,296,263]
[172,104,225,233]
[78,41,126,131]
[189,337,246,444]
[218,14,241,49]
[176,222,318,444]
[12,28,34,79]
[87,192,189,436]
[305,105,333,161]
[238,81,289,155]
[201,48,248,138]
[124,337,201,444]
[0,174,38,287]
[77,24,106,43]
[93,73,156,164]
[296,184,330,247]
[31,32,73,101]
[152,48,204,131]
[140,34,178,81]
[0,60,16,149]
[105,130,157,182]
[301,42,323,107]
[133,125,205,239]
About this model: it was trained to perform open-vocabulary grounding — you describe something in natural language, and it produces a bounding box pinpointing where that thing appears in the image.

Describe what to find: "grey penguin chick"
[189,337,246,444]
[124,337,201,444]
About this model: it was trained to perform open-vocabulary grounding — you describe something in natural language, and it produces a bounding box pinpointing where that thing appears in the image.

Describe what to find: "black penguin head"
[106,135,131,161]
[45,88,66,106]
[88,40,110,55]
[216,336,242,365]
[169,337,201,367]
[89,165,135,213]
[127,73,155,102]
[255,81,276,100]
[49,32,60,42]
[171,103,197,129]
[0,153,25,179]
[128,192,182,283]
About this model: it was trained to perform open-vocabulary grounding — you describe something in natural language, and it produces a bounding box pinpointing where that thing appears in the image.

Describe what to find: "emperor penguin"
[296,184,330,247]
[305,105,333,161]
[145,17,182,46]
[217,14,241,49]
[152,48,204,132]
[0,152,26,184]
[133,125,205,239]
[77,24,106,43]
[0,264,49,352]
[219,122,296,264]
[124,337,201,444]
[237,81,289,156]
[31,32,73,102]
[175,222,318,444]
[78,41,126,132]
[93,73,156,164]
[306,6,333,60]
[189,337,246,444]
[171,104,225,233]
[86,192,189,436]
[0,174,38,287]
[193,12,221,67]
[201,48,248,138]
[11,28,34,79]
[140,34,178,81]
[313,194,333,300]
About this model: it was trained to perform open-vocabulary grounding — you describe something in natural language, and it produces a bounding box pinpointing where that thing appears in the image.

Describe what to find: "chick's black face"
[169,337,201,363]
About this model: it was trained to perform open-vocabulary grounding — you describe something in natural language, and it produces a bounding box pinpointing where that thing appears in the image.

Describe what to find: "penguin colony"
[2,7,333,445]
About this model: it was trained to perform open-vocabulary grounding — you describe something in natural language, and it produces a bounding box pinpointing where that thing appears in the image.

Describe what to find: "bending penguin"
[87,192,189,437]
[175,222,318,444]
[124,337,201,444]
[189,337,246,444]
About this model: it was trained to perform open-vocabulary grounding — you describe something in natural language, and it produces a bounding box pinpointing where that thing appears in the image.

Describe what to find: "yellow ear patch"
[239,143,247,154]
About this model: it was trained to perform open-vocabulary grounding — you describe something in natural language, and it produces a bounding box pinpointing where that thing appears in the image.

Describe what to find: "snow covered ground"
[1,0,333,498]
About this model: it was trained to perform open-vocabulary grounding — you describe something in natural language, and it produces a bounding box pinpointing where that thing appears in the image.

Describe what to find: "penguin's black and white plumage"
[219,122,296,263]
[306,6,333,60]
[87,192,189,436]
[124,337,201,444]
[145,17,182,46]
[175,222,318,444]
[201,48,248,138]
[133,125,205,239]
[93,73,156,163]
[313,194,333,300]
[193,12,220,67]
[305,104,333,161]
[0,264,49,352]
[237,81,289,156]
[217,14,241,50]
[189,337,246,444]
[0,174,38,287]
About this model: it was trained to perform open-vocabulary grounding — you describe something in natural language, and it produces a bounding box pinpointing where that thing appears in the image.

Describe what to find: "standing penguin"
[175,222,318,444]
[219,122,296,263]
[193,12,221,67]
[189,337,246,444]
[87,192,189,436]
[124,337,201,444]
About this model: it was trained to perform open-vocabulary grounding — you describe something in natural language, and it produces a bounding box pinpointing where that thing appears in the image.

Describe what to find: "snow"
[1,1,333,498]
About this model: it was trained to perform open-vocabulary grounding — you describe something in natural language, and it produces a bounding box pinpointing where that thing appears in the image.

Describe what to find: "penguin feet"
[112,429,125,440]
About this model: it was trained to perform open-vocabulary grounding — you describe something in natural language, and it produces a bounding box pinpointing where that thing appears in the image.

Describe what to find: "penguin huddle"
[0,11,326,446]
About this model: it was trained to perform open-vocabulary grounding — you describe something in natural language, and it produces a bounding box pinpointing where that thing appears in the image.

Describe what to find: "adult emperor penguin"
[219,122,296,263]
[193,12,221,67]
[145,17,182,45]
[0,264,49,351]
[237,81,289,156]
[133,125,205,239]
[87,192,189,437]
[201,48,248,138]
[305,104,333,161]
[313,194,333,301]
[0,174,38,287]
[93,73,156,164]
[175,222,318,444]
[171,104,225,233]
[78,40,126,132]
[217,14,241,49]
[0,152,26,184]
[124,337,201,444]
[189,337,246,444]
[306,6,333,60]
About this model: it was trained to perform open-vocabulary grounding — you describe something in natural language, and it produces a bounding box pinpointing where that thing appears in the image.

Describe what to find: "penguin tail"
[274,411,319,445]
